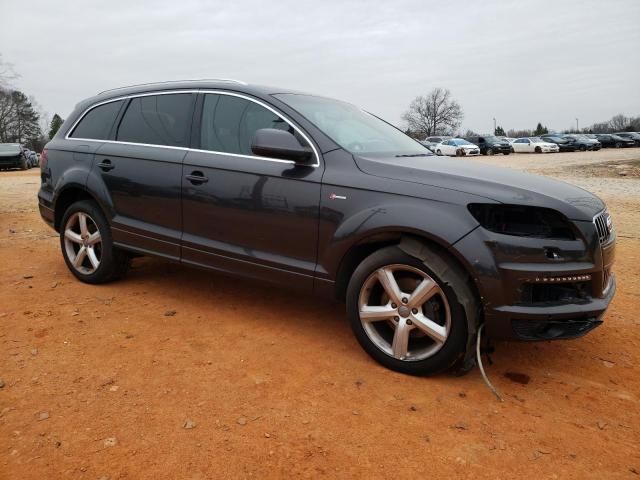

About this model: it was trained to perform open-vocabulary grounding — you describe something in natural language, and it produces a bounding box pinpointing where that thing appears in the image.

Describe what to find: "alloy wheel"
[64,212,102,274]
[358,264,451,361]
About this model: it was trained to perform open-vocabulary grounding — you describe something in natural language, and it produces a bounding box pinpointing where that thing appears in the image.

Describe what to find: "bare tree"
[609,114,629,132]
[402,88,463,138]
[0,53,18,89]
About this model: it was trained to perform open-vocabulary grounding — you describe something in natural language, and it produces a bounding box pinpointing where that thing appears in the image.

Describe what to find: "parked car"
[39,79,616,376]
[540,135,578,152]
[0,143,29,170]
[464,135,511,155]
[497,136,516,144]
[434,138,480,157]
[613,132,640,146]
[563,134,601,151]
[594,134,635,148]
[511,137,560,153]
[422,136,451,152]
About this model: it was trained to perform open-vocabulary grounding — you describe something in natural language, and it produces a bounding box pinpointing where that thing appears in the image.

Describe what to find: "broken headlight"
[468,204,576,240]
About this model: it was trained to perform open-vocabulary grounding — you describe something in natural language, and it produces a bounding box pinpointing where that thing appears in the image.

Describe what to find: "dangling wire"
[476,324,503,402]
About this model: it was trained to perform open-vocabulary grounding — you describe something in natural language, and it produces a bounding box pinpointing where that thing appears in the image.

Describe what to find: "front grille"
[594,210,613,244]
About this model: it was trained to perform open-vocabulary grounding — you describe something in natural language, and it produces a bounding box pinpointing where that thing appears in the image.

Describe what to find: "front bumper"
[451,220,616,341]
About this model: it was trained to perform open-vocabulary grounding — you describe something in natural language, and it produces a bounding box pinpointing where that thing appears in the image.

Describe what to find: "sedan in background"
[0,143,29,170]
[540,135,578,152]
[614,132,640,146]
[511,137,560,153]
[564,134,601,151]
[595,134,635,148]
[433,138,480,156]
[422,136,451,152]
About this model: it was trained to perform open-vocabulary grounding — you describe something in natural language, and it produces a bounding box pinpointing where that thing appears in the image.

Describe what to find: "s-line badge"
[329,193,347,200]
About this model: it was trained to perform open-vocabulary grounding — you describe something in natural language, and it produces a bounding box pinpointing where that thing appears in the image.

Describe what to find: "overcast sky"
[1,0,639,133]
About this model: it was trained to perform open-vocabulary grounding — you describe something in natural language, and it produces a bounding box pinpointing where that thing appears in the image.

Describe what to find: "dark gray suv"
[38,79,616,375]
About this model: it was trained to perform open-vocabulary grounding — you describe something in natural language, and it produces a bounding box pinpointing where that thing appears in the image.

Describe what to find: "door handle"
[97,159,115,171]
[185,171,209,185]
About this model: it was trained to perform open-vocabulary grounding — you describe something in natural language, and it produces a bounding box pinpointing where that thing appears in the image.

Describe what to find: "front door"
[181,92,323,290]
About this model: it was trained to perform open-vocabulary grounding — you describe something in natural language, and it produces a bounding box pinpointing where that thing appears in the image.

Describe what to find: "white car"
[434,138,480,157]
[511,137,560,153]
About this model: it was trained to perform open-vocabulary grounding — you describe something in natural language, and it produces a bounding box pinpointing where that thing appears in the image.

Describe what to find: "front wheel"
[436,149,442,156]
[615,142,622,148]
[535,146,542,153]
[60,200,130,284]
[486,148,494,156]
[346,246,472,376]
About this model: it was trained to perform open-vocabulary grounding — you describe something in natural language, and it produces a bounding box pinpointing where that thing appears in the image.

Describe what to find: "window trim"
[65,89,321,168]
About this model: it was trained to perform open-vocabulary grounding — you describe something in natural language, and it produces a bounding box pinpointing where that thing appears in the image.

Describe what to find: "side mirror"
[251,128,313,163]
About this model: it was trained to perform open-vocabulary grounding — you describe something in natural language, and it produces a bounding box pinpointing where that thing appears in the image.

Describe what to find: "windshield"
[0,144,20,153]
[530,137,545,143]
[274,94,431,156]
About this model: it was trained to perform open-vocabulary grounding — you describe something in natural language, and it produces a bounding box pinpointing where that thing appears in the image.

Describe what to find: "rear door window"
[116,94,195,147]
[70,100,124,140]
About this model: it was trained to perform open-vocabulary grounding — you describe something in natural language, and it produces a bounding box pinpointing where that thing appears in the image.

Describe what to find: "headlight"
[468,204,576,239]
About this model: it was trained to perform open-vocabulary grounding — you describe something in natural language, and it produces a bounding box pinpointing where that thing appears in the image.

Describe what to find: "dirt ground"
[1,149,639,479]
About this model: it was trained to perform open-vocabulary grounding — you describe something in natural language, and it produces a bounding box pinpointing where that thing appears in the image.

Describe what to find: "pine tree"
[49,114,64,139]
[494,125,506,136]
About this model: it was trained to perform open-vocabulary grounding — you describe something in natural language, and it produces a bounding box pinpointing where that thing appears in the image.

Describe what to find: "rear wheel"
[580,145,587,151]
[60,200,130,284]
[346,246,472,376]
[615,142,622,148]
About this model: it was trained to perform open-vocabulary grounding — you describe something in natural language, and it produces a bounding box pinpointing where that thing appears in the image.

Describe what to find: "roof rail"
[97,78,248,95]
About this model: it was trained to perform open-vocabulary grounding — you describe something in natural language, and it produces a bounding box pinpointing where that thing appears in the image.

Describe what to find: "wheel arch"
[54,185,104,232]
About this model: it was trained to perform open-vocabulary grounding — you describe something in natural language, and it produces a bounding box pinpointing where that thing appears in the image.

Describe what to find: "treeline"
[0,53,64,151]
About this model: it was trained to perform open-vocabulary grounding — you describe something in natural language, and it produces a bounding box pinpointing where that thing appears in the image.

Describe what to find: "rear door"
[91,92,196,259]
[180,91,323,290]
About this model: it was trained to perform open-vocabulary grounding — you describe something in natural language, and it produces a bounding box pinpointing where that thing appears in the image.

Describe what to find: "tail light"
[40,148,48,171]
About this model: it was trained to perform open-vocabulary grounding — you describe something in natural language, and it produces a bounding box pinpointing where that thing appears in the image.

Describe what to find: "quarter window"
[70,100,124,140]
[200,94,310,156]
[116,94,195,147]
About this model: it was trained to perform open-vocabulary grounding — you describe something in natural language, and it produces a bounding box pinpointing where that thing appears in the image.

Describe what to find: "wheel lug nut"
[412,308,418,314]
[394,316,399,321]
[402,298,408,304]
[391,303,397,309]
[407,319,413,325]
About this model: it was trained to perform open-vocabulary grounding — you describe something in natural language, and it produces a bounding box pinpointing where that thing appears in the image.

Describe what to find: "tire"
[503,151,510,155]
[486,148,494,156]
[20,157,28,170]
[580,145,587,151]
[436,149,442,156]
[59,200,130,284]
[535,146,542,153]
[346,246,473,376]
[615,142,622,148]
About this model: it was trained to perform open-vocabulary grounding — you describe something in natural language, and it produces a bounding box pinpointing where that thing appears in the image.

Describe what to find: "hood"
[354,154,604,221]
[0,150,21,158]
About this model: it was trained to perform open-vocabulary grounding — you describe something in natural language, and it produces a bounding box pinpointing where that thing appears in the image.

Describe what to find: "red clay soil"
[1,170,639,479]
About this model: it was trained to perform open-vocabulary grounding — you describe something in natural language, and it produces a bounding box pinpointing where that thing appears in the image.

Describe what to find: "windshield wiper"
[395,153,432,157]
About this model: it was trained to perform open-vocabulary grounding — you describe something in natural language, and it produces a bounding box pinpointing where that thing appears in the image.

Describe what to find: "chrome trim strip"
[65,89,320,168]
